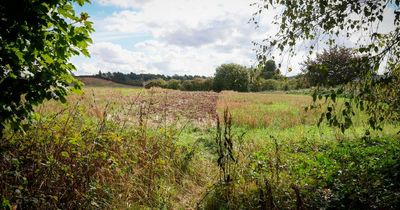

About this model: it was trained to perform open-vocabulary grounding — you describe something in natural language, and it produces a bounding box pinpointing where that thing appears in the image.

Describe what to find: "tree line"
[96,47,366,92]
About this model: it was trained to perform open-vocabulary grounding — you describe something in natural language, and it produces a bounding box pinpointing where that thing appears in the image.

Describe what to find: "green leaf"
[41,54,54,64]
[61,151,70,158]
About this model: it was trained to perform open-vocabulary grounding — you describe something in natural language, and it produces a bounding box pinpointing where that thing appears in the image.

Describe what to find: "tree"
[248,67,262,91]
[165,79,181,90]
[260,79,282,91]
[252,0,400,132]
[144,79,166,89]
[303,47,366,86]
[261,59,277,79]
[0,0,94,132]
[213,63,250,92]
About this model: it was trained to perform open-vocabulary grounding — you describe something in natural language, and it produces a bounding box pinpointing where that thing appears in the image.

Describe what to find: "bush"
[179,78,213,91]
[260,79,282,91]
[144,79,167,89]
[165,79,181,90]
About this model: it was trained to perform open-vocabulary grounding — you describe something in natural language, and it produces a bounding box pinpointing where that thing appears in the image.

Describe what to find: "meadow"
[1,87,399,209]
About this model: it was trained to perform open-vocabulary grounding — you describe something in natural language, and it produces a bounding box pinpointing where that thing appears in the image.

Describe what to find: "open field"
[1,87,399,209]
[76,76,139,88]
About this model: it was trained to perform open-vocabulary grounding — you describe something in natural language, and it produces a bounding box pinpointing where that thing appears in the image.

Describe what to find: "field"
[76,76,139,88]
[1,87,399,209]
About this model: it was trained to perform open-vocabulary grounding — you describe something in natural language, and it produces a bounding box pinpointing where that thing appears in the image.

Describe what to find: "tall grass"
[1,88,399,209]
[1,88,218,209]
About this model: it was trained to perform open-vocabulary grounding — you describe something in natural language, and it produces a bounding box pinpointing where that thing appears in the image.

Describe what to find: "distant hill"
[76,76,140,88]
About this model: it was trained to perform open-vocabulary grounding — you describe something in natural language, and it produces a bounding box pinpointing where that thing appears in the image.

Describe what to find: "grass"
[217,91,320,129]
[76,76,140,88]
[1,87,399,209]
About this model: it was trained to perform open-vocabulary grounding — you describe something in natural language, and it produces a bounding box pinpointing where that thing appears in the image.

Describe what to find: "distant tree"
[189,78,213,91]
[144,79,166,89]
[213,63,250,92]
[287,74,311,90]
[303,47,365,86]
[248,67,262,91]
[260,60,277,79]
[203,78,214,91]
[180,80,193,91]
[0,0,93,133]
[165,79,181,90]
[260,79,282,91]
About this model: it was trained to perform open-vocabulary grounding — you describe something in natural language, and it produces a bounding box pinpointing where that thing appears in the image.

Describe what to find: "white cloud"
[73,0,273,76]
[95,0,151,9]
[77,39,257,76]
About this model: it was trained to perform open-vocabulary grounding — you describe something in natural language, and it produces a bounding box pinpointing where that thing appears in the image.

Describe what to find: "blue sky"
[71,0,396,76]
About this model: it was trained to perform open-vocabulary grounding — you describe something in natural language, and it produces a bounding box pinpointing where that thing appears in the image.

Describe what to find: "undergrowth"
[1,89,399,209]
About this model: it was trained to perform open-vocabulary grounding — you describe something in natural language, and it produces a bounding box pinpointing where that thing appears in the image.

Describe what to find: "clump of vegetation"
[0,89,218,209]
[302,47,367,87]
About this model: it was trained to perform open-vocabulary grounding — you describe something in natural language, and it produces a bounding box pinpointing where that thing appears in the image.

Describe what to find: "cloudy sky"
[71,0,281,76]
[72,0,396,77]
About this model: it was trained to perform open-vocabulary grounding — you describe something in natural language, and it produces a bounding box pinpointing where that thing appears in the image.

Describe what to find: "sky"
[71,0,281,76]
[71,0,397,77]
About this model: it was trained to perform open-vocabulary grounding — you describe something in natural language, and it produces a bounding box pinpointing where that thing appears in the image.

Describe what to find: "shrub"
[165,79,181,90]
[144,79,167,89]
[260,79,282,91]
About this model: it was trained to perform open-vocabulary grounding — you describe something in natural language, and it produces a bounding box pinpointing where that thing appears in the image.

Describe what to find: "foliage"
[260,79,282,91]
[144,78,167,89]
[213,63,250,92]
[287,74,311,90]
[180,78,213,91]
[260,59,278,79]
[303,47,367,86]
[143,77,214,91]
[91,65,311,92]
[0,0,94,132]
[252,0,400,132]
[98,71,208,87]
[164,79,181,90]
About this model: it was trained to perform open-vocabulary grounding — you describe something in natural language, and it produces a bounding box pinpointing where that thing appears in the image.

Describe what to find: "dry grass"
[37,87,218,128]
[76,76,138,88]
